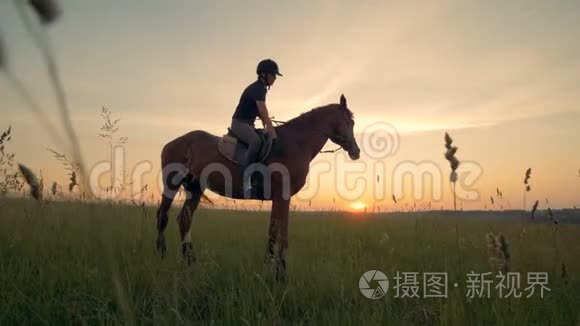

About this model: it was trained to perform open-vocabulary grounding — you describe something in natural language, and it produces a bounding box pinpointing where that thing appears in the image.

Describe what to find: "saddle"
[218,127,274,165]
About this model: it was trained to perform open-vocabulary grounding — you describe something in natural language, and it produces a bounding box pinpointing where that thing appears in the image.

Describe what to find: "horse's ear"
[340,94,347,108]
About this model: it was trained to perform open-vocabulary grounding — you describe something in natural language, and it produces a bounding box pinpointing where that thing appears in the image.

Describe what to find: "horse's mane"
[281,104,353,129]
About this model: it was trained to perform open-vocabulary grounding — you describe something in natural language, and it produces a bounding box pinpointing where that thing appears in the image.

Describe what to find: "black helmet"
[257,59,283,76]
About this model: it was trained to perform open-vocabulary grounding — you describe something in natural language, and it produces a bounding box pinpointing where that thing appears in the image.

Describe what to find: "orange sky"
[1,1,579,210]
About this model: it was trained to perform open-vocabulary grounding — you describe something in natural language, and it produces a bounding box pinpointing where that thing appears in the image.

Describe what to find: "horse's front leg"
[274,198,290,282]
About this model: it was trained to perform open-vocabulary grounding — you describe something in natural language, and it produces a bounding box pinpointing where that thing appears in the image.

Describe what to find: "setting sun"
[349,201,367,211]
[1,1,580,324]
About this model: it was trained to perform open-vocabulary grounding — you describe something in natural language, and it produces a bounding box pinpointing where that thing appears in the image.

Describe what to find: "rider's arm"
[256,100,277,139]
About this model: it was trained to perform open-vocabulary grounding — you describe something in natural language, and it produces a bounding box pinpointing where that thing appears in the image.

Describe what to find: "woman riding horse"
[230,59,282,193]
[156,60,360,280]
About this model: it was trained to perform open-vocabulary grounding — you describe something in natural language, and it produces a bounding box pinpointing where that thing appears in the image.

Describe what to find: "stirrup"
[244,174,261,198]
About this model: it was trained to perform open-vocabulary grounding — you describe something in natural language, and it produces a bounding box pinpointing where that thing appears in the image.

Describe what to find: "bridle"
[322,134,352,153]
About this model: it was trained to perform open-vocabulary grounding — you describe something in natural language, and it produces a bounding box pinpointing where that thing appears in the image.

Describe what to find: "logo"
[359,270,389,299]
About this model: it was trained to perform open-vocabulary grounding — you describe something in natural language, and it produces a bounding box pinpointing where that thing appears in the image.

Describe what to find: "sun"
[349,201,367,212]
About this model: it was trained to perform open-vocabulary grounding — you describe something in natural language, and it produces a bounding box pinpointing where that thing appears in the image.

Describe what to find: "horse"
[156,94,360,280]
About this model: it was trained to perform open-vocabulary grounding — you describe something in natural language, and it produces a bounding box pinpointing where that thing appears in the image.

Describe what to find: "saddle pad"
[218,135,242,164]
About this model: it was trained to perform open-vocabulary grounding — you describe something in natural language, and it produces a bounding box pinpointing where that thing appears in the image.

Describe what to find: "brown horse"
[156,94,360,280]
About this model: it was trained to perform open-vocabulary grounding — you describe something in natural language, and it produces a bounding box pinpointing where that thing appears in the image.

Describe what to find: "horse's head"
[330,94,360,160]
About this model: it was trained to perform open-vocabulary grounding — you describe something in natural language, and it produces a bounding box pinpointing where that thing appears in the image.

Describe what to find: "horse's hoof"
[264,248,276,265]
[182,242,196,266]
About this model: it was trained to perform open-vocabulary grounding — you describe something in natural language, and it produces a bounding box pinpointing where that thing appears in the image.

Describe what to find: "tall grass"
[2,0,91,198]
[1,199,579,324]
[98,107,128,200]
[0,126,24,196]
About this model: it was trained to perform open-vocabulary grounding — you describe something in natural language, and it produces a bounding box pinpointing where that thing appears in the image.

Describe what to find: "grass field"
[0,198,579,325]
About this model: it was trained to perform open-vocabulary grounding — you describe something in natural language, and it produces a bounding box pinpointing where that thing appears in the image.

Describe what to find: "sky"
[1,0,579,210]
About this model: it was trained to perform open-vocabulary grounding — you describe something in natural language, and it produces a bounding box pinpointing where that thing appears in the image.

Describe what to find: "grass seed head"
[444,133,460,183]
[17,163,42,200]
[531,200,539,219]
[28,0,61,25]
[561,262,568,285]
[444,132,453,149]
[486,232,510,273]
[68,171,78,192]
[524,168,532,184]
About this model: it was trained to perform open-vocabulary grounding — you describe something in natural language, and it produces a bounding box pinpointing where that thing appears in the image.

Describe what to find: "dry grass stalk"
[17,163,42,200]
[547,207,558,225]
[69,171,77,192]
[0,126,23,196]
[444,132,460,211]
[39,170,44,198]
[0,125,11,143]
[486,232,510,273]
[0,29,5,69]
[47,148,80,194]
[524,168,532,189]
[4,1,70,148]
[131,184,148,202]
[16,0,91,198]
[7,3,85,193]
[531,200,539,220]
[561,262,568,285]
[523,168,532,209]
[489,188,504,211]
[98,107,128,200]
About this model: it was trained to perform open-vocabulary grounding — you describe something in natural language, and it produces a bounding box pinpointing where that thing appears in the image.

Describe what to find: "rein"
[319,146,343,154]
[271,118,344,154]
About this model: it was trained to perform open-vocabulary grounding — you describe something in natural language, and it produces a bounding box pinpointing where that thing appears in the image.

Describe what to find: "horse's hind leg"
[156,193,174,258]
[156,169,182,258]
[178,175,203,266]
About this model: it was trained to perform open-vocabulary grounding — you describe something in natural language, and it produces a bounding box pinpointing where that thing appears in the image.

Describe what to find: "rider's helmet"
[257,59,283,77]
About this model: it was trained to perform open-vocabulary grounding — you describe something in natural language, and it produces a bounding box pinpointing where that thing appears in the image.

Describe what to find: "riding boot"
[250,170,263,197]
[242,162,254,197]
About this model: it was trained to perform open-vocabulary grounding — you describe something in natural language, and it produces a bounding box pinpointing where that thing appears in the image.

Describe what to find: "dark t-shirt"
[232,79,267,123]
